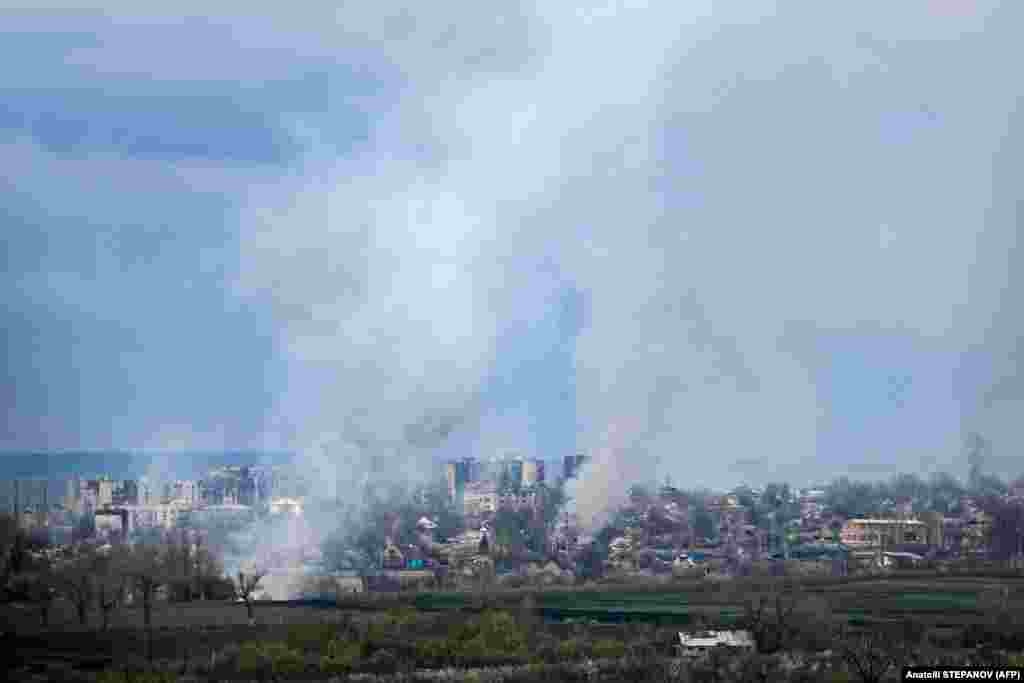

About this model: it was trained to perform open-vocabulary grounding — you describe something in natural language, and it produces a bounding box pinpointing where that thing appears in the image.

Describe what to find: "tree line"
[0,516,269,661]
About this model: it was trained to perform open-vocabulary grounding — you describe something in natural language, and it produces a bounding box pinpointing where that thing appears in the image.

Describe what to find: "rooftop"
[679,630,755,649]
[845,518,926,525]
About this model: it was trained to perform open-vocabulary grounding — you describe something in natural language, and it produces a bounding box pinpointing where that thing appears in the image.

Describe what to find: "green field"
[407,579,1012,626]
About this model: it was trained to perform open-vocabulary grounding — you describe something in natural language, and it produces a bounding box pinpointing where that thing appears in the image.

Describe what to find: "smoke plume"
[22,1,1017,549]
[225,0,1024,538]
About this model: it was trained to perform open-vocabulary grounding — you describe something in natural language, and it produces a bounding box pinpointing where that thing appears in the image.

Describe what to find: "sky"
[2,1,1022,503]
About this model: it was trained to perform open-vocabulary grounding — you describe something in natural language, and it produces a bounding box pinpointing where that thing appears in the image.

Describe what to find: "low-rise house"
[673,554,711,578]
[497,486,541,512]
[676,630,755,658]
[268,497,303,515]
[883,551,924,569]
[381,538,405,570]
[94,507,128,540]
[840,518,928,548]
[463,481,498,516]
[525,559,573,584]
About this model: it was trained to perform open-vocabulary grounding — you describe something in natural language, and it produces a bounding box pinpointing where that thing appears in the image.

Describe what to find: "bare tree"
[95,545,128,631]
[742,583,799,654]
[13,568,58,629]
[179,529,192,600]
[121,543,172,663]
[836,625,905,683]
[56,550,97,627]
[0,513,19,586]
[194,545,224,600]
[234,566,266,625]
[163,533,193,602]
[0,514,29,596]
[96,571,126,632]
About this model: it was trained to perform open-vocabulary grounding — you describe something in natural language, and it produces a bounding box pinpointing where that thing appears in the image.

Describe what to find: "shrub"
[96,671,178,683]
[359,648,400,674]
[413,610,531,668]
[320,637,364,673]
[415,637,455,664]
[591,638,626,659]
[236,640,305,676]
[383,606,419,627]
[236,641,265,673]
[557,638,582,659]
[286,622,342,652]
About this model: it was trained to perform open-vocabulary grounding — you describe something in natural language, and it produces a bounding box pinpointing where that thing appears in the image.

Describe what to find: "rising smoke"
[17,1,1012,557]
[225,0,1024,542]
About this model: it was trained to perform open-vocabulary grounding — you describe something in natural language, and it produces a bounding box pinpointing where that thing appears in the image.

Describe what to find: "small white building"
[677,630,755,658]
[94,508,126,539]
[269,497,303,516]
[97,479,114,508]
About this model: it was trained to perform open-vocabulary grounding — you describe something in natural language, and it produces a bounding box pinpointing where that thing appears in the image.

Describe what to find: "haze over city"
[3,1,1022,511]
[3,3,1024,681]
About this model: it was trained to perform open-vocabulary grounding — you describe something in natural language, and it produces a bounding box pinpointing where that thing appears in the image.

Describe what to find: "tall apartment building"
[0,479,49,517]
[95,508,128,540]
[65,478,81,514]
[137,478,158,506]
[80,480,99,512]
[112,480,139,506]
[172,480,198,505]
[445,456,546,505]
[445,459,473,506]
[522,459,545,486]
[97,478,114,508]
[562,453,588,480]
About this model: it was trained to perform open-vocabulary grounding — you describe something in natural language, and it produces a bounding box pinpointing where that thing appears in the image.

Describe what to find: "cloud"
[0,137,280,452]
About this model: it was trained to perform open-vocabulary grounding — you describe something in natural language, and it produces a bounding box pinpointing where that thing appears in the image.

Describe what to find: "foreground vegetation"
[6,571,1024,682]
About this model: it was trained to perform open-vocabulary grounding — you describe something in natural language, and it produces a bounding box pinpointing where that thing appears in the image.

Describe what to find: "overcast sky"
[2,1,1021,491]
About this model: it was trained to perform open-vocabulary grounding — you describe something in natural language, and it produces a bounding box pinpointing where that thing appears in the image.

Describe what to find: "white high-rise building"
[172,480,198,505]
[97,478,114,508]
[137,478,158,506]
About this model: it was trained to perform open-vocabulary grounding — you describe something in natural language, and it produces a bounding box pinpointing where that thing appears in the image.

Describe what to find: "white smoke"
[36,1,1021,541]
[563,418,645,536]
[232,0,1023,535]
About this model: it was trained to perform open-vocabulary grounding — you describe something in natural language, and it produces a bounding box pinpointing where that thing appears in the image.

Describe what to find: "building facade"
[562,454,587,480]
[463,481,498,516]
[95,508,128,539]
[840,518,929,548]
[172,480,199,505]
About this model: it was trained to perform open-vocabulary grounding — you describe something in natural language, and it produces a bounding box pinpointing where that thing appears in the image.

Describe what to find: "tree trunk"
[102,607,111,631]
[77,600,88,626]
[39,605,49,628]
[246,599,254,624]
[143,594,153,665]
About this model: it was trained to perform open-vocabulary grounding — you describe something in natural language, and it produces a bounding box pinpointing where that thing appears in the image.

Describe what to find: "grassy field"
[4,573,1022,633]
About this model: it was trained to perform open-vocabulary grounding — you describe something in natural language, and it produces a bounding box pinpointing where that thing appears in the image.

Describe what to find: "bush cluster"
[236,640,305,676]
[96,671,179,683]
[414,610,530,668]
